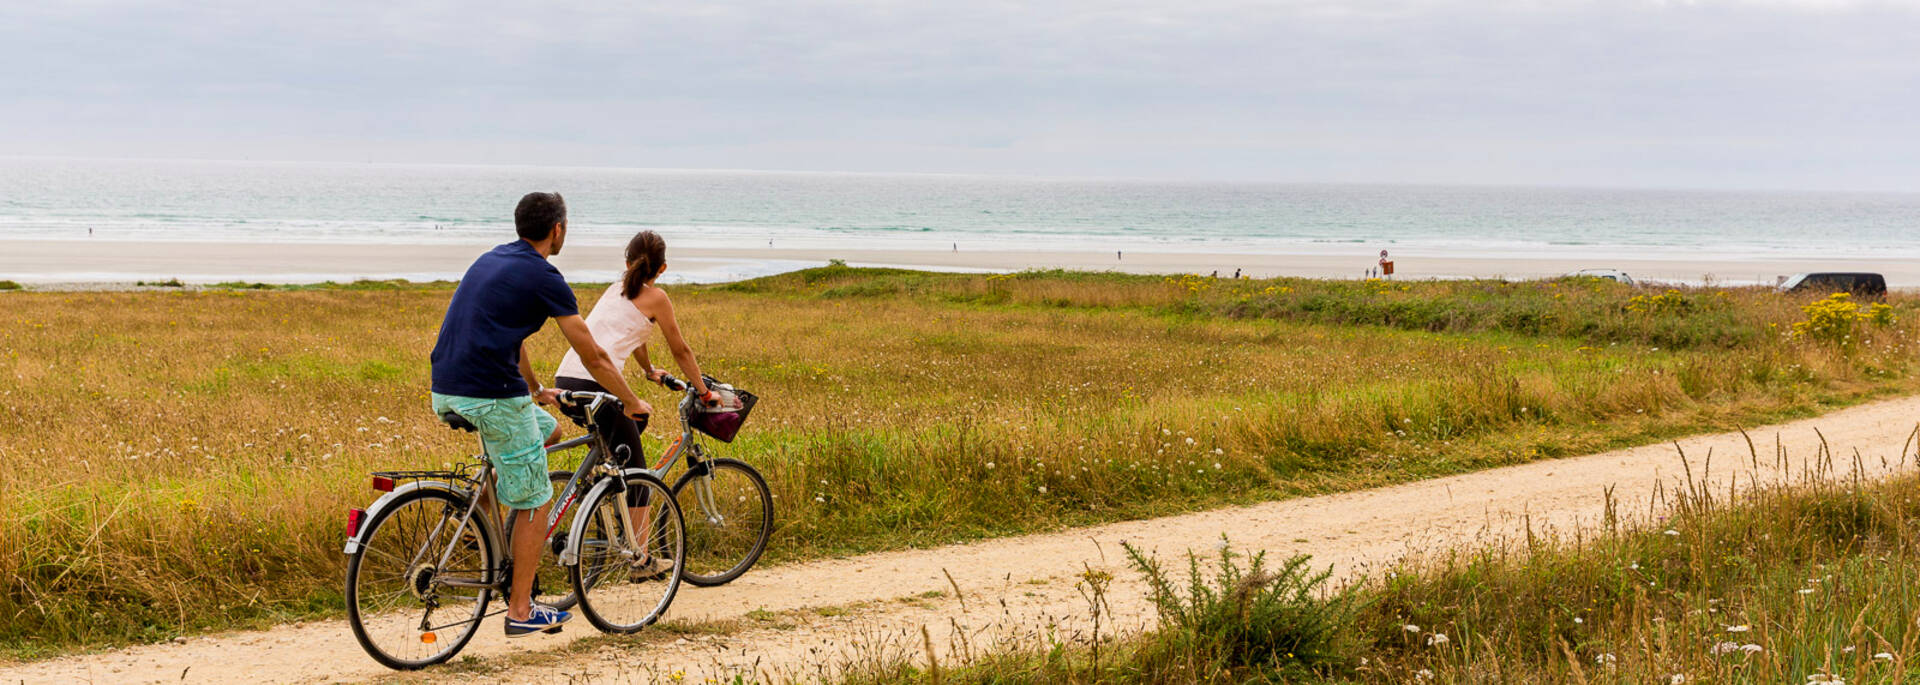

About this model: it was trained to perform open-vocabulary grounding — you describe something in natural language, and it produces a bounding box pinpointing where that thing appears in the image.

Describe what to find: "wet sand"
[2,239,1916,288]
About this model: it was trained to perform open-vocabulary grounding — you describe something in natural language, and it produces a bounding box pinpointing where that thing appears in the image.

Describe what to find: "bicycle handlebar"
[655,373,726,409]
[555,389,614,411]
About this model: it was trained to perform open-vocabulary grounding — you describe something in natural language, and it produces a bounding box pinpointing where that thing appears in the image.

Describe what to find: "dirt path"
[7,396,1918,684]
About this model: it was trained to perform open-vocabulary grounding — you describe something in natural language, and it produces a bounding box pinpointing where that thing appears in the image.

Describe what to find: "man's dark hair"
[515,192,567,241]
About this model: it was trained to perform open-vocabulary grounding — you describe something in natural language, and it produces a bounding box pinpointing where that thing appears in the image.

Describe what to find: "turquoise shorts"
[431,393,558,511]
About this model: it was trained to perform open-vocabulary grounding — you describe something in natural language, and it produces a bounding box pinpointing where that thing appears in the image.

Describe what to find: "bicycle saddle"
[439,412,477,432]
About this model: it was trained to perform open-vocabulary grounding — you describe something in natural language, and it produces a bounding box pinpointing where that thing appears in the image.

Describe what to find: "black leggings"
[555,376,651,507]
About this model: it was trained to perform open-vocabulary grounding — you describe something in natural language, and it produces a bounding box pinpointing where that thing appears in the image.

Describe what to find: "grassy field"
[0,268,1914,656]
[841,448,1920,684]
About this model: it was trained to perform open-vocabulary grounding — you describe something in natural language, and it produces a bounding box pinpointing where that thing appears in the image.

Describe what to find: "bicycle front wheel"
[570,471,685,634]
[346,488,494,670]
[672,458,773,586]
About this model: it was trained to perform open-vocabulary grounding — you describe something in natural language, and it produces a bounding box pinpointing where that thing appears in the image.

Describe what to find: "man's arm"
[554,315,650,417]
[516,343,558,404]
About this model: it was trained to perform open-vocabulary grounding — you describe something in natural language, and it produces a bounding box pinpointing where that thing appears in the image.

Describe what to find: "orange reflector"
[421,632,437,644]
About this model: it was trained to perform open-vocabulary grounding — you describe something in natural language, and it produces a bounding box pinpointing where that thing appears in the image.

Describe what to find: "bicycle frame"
[544,379,723,515]
[344,399,644,595]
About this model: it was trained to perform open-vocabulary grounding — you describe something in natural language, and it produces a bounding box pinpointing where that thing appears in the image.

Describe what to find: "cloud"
[2,0,1917,189]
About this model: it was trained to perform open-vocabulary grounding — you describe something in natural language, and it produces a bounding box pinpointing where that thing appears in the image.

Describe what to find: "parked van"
[1779,272,1887,298]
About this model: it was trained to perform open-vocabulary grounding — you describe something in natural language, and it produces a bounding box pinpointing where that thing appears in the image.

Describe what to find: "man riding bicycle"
[427,191,649,637]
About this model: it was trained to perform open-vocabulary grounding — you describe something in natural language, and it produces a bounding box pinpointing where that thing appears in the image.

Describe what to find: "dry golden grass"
[840,449,1920,685]
[0,269,1914,655]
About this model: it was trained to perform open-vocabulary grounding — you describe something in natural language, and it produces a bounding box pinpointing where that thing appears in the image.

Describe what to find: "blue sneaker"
[505,604,570,637]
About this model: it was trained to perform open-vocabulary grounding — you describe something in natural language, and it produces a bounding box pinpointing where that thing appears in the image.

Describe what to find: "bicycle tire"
[671,458,773,586]
[346,488,495,670]
[570,471,685,634]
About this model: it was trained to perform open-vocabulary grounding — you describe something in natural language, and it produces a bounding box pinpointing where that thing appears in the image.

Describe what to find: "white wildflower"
[1574,617,1584,624]
[1037,486,1047,494]
[1414,669,1434,682]
[1595,653,1616,665]
[813,497,824,503]
[1797,588,1816,595]
[984,462,995,470]
[1426,632,1449,647]
[1741,644,1763,654]
[1669,675,1686,685]
[1403,624,1421,633]
[1875,652,1894,660]
[1726,625,1751,633]
[1663,529,1680,536]
[1711,641,1741,655]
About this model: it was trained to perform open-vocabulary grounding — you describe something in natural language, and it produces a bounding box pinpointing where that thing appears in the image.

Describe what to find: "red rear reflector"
[371,476,396,492]
[347,508,367,537]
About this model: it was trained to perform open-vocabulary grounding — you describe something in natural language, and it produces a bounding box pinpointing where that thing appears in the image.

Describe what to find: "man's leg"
[507,503,550,621]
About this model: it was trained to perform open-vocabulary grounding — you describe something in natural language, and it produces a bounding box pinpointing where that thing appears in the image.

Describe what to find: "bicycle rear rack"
[371,467,479,489]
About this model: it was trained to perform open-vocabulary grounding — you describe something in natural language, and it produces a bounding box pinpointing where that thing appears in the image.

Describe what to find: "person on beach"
[550,230,723,576]
[427,191,649,637]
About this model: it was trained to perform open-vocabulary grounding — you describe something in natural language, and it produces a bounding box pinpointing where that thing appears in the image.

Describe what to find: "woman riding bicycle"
[551,230,719,577]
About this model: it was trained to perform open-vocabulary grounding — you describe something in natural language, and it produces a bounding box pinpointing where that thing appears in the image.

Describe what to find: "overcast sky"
[4,0,1917,190]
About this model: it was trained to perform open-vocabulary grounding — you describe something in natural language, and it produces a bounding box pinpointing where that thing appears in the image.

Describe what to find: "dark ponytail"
[622,231,667,299]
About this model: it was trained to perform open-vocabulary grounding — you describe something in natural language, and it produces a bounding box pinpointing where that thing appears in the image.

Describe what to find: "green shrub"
[0,280,20,291]
[1125,540,1364,679]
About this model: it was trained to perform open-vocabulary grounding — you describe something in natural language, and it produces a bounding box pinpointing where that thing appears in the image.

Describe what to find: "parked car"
[1563,268,1636,287]
[1779,272,1887,298]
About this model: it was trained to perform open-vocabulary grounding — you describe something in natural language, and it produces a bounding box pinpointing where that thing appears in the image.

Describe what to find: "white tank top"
[555,283,653,381]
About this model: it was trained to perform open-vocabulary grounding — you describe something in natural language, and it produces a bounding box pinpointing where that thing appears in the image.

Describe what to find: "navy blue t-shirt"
[430,241,579,398]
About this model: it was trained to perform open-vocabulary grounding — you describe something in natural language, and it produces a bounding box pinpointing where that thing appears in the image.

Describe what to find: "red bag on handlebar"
[690,387,757,443]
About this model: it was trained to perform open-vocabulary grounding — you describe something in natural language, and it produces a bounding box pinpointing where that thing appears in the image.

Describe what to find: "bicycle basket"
[690,387,757,443]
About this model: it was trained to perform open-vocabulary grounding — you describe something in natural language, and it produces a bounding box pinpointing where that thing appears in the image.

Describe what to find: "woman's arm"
[639,290,712,396]
[633,343,662,382]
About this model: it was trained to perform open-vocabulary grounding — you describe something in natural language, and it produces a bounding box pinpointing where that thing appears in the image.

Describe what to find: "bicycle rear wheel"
[570,471,684,633]
[346,488,494,670]
[672,458,773,586]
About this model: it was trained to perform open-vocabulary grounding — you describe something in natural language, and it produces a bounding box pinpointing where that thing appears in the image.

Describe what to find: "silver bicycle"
[551,373,774,587]
[342,391,686,670]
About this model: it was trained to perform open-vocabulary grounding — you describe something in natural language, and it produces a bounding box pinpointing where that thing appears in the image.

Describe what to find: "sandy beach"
[3,238,1917,288]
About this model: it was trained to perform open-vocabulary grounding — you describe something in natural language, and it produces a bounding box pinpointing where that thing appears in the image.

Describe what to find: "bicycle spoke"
[348,490,493,670]
[572,473,682,634]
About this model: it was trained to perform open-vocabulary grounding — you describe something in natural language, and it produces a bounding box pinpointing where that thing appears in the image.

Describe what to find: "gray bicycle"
[342,391,686,670]
[559,373,774,587]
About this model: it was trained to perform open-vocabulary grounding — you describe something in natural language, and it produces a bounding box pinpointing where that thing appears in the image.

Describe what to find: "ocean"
[3,156,1918,260]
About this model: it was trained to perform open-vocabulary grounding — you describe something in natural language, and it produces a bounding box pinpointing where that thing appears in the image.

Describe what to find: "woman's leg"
[591,397,660,561]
